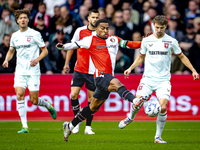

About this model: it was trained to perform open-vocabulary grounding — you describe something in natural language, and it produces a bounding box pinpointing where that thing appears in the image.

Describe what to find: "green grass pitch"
[0,121,200,150]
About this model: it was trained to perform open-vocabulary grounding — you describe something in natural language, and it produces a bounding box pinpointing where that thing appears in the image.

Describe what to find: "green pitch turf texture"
[0,121,199,150]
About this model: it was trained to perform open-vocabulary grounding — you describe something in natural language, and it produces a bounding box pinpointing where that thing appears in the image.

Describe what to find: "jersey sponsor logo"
[15,39,18,42]
[149,51,168,55]
[25,35,33,37]
[96,45,116,49]
[15,44,31,49]
[164,43,169,48]
[162,40,172,43]
[149,44,153,47]
[27,37,31,42]
[110,38,115,42]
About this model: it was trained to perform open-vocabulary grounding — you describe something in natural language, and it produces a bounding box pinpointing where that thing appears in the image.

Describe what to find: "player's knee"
[71,92,79,100]
[30,97,38,105]
[89,105,99,112]
[90,107,99,112]
[16,93,24,100]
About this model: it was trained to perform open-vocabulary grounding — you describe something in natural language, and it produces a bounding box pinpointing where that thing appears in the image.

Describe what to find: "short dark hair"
[2,8,10,14]
[3,34,10,39]
[38,2,46,8]
[153,15,168,25]
[95,19,108,28]
[89,9,99,15]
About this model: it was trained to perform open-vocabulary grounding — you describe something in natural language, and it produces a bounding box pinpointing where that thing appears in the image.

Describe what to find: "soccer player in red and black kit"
[63,10,99,134]
[57,19,150,142]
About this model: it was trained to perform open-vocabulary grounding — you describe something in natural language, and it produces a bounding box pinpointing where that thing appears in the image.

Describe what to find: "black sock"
[86,102,94,126]
[71,99,80,116]
[117,86,136,103]
[71,105,95,127]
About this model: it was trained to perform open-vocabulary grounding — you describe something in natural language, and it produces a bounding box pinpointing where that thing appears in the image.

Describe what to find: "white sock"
[37,97,50,109]
[69,122,74,131]
[155,112,167,138]
[85,126,91,130]
[128,106,140,120]
[17,100,28,128]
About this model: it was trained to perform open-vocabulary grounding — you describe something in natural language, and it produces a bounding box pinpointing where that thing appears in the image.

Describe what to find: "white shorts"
[14,74,40,91]
[136,78,171,100]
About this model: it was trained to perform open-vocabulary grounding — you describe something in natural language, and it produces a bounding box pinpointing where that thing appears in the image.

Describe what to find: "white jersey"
[10,27,45,75]
[140,33,182,82]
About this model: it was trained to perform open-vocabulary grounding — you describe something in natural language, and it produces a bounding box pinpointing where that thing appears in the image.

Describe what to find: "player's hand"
[30,58,39,67]
[124,68,132,79]
[2,60,8,68]
[56,43,64,50]
[192,71,199,80]
[63,64,70,74]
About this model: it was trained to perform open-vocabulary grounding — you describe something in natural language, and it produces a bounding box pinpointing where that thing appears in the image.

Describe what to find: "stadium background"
[0,74,200,121]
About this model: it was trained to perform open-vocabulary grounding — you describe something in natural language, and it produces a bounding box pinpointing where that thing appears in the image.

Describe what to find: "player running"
[2,8,57,133]
[118,15,199,143]
[63,9,99,135]
[56,19,149,142]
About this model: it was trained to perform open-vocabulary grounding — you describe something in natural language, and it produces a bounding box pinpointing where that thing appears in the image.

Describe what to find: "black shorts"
[71,71,96,91]
[93,73,116,100]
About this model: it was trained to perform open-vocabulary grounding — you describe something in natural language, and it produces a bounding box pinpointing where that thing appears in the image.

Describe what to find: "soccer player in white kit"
[118,15,199,143]
[2,8,57,133]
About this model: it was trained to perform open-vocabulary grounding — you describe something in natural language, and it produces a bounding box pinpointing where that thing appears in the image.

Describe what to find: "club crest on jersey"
[27,37,31,42]
[164,43,169,48]
[110,38,115,42]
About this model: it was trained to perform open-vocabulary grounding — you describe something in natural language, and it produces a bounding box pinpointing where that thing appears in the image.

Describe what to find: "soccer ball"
[144,100,161,117]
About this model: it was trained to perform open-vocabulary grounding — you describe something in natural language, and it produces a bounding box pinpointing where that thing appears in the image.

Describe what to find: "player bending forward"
[2,8,57,133]
[56,19,149,142]
[118,15,199,143]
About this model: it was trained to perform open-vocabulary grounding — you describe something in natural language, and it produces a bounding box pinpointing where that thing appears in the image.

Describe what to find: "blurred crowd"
[0,0,200,74]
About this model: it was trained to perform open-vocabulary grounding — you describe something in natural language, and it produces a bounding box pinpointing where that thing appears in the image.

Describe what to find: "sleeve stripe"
[75,42,80,48]
[176,52,182,55]
[140,52,146,55]
[9,46,15,50]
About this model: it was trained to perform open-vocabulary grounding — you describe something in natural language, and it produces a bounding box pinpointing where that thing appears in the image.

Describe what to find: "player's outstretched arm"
[178,53,199,80]
[56,42,79,51]
[2,48,15,68]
